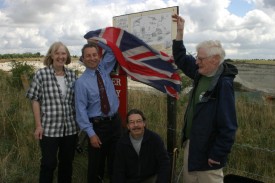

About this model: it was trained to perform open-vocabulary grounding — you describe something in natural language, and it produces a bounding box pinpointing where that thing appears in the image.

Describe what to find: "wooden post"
[20,74,30,92]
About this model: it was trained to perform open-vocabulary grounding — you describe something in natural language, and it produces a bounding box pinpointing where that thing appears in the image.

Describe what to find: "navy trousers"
[39,134,77,183]
[87,115,122,183]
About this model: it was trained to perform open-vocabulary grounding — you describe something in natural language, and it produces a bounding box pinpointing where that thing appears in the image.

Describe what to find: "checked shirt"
[26,65,78,137]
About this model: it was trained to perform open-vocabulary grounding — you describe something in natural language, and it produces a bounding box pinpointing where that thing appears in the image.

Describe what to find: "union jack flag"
[84,27,181,99]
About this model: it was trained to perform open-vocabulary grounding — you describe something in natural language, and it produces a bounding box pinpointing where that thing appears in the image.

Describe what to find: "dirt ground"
[234,63,275,95]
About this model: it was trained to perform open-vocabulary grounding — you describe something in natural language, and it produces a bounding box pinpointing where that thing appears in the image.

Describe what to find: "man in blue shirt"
[75,40,122,183]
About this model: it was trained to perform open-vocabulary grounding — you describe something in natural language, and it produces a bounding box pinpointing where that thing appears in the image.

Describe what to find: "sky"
[0,0,274,59]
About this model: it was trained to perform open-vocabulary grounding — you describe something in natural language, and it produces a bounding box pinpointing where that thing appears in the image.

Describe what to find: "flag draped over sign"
[84,27,181,99]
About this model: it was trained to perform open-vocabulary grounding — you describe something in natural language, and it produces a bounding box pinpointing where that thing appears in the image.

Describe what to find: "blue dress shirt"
[75,42,119,137]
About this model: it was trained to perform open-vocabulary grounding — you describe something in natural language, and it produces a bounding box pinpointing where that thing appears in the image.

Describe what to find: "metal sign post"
[167,95,177,182]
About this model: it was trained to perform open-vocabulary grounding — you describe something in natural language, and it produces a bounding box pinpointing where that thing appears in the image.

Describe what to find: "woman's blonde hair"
[43,41,71,66]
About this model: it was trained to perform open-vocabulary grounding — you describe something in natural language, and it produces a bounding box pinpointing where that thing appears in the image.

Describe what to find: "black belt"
[89,113,118,123]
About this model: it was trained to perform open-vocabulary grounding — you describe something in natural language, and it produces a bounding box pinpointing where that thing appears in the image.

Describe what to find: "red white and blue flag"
[84,27,181,99]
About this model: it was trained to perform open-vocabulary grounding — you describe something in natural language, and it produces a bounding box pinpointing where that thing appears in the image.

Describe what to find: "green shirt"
[185,76,213,139]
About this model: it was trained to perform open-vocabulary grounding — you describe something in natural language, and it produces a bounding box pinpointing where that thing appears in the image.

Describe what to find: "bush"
[8,61,35,90]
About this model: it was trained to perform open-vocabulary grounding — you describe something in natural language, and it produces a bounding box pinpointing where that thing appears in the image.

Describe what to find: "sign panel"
[113,6,178,55]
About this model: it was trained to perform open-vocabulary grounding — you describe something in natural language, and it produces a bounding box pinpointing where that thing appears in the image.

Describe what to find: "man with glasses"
[172,14,238,183]
[112,109,170,183]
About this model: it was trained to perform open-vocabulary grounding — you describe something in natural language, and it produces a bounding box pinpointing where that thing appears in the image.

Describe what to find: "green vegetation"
[0,55,79,62]
[233,59,275,65]
[0,62,274,182]
[8,61,35,90]
[0,53,42,59]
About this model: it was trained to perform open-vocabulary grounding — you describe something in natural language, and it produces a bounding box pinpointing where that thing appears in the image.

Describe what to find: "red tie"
[96,70,110,115]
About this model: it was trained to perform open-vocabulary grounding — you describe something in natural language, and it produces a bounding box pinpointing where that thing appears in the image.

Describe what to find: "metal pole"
[167,95,177,182]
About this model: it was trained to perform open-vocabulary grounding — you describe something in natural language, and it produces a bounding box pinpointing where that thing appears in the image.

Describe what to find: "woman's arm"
[31,100,43,140]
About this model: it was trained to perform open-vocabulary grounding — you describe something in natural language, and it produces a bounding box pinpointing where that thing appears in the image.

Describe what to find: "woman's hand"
[34,126,43,140]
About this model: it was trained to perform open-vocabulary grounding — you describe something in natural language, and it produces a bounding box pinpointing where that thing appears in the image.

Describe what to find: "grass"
[233,59,275,65]
[225,95,275,182]
[0,69,274,183]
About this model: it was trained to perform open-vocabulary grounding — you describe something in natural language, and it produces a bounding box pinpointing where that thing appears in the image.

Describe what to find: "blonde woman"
[26,42,78,183]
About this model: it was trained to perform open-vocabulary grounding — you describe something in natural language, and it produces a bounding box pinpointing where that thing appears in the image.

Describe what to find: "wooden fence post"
[20,74,30,91]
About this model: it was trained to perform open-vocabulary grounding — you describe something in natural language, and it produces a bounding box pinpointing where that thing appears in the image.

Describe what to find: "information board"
[113,6,178,55]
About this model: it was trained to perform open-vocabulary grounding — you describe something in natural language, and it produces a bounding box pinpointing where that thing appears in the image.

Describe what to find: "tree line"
[0,52,42,59]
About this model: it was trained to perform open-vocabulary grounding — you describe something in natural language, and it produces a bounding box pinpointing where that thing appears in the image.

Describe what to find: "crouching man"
[112,109,170,183]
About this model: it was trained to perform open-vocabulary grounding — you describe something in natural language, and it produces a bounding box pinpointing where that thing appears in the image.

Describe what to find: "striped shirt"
[26,65,79,137]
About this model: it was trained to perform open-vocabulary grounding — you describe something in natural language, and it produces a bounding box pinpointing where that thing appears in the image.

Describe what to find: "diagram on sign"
[113,6,177,53]
[131,12,172,47]
[115,16,129,31]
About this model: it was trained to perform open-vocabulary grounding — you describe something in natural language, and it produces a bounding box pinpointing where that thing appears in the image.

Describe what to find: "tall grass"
[225,95,275,182]
[0,70,274,182]
[0,71,39,182]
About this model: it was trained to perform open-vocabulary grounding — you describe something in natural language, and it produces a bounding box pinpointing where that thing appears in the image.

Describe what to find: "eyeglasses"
[128,119,143,126]
[195,55,212,62]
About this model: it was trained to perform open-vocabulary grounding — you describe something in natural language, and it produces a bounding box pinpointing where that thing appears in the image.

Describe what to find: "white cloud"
[0,0,274,59]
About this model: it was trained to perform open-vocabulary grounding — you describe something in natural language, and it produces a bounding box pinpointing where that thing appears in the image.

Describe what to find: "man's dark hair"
[126,109,146,123]
[81,42,99,56]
